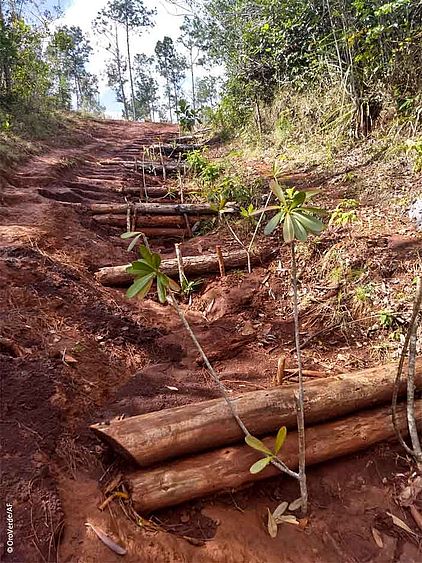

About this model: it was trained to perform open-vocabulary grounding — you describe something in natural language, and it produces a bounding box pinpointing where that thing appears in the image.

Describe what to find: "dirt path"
[1,120,421,562]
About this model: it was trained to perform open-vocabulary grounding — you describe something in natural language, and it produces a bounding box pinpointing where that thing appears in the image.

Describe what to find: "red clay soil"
[1,119,421,562]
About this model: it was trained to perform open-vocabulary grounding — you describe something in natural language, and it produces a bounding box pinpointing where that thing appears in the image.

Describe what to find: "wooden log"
[100,161,187,175]
[88,202,218,216]
[95,248,269,286]
[93,214,199,228]
[119,186,170,197]
[91,360,422,466]
[96,227,187,238]
[147,143,203,157]
[129,401,421,513]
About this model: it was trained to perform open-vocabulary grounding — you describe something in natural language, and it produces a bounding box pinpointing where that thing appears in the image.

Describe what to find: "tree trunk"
[125,18,136,120]
[88,202,218,215]
[115,24,129,120]
[92,214,198,228]
[91,360,422,465]
[120,186,169,197]
[128,401,421,513]
[95,248,272,286]
[190,48,196,111]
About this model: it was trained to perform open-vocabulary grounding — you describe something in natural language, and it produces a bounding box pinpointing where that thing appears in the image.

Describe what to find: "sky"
[49,0,199,118]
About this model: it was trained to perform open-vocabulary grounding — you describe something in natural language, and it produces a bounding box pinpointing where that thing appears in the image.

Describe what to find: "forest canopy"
[0,0,421,137]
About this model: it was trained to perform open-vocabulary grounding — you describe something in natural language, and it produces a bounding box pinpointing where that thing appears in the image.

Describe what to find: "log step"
[95,248,271,286]
[87,202,219,216]
[93,214,199,228]
[91,360,422,466]
[128,401,421,513]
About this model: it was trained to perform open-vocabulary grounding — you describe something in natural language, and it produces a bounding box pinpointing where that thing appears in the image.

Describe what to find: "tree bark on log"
[147,143,203,157]
[95,249,271,286]
[98,227,187,238]
[93,214,199,228]
[100,161,187,175]
[119,186,170,197]
[128,401,421,513]
[91,361,422,466]
[88,202,217,216]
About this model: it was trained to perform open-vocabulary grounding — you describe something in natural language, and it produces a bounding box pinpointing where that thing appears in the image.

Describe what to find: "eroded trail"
[1,120,421,563]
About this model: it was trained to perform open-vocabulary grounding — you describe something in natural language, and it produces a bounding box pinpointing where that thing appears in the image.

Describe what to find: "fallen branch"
[91,360,422,466]
[128,401,422,513]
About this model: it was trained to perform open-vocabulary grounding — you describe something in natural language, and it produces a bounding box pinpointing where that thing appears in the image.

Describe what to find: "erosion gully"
[1,120,419,563]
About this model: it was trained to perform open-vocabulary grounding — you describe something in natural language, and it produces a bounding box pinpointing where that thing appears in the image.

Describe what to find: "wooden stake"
[216,246,226,277]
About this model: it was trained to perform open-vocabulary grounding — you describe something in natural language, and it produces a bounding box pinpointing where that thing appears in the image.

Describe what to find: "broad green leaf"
[156,273,168,303]
[126,261,154,275]
[264,211,283,235]
[151,251,161,270]
[121,231,142,240]
[275,426,287,454]
[250,456,273,474]
[291,216,308,241]
[269,180,286,204]
[128,234,142,252]
[283,213,295,242]
[139,245,155,265]
[294,211,325,233]
[126,273,155,299]
[291,191,306,208]
[245,434,274,456]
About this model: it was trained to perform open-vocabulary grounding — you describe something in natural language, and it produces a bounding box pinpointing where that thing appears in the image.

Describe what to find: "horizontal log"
[119,186,170,197]
[93,214,199,228]
[147,143,203,157]
[95,248,269,286]
[101,161,188,175]
[129,401,421,513]
[91,360,422,466]
[88,202,218,216]
[98,227,187,238]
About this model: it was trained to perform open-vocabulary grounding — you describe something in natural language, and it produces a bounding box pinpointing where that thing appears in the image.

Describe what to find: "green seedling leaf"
[126,261,154,275]
[267,508,278,538]
[291,191,306,208]
[264,211,283,235]
[245,434,274,456]
[250,456,273,474]
[139,244,155,265]
[283,213,295,242]
[301,206,328,216]
[273,501,288,519]
[126,273,155,299]
[269,180,286,204]
[293,211,325,233]
[274,426,287,454]
[121,231,142,240]
[156,273,169,304]
[292,215,308,241]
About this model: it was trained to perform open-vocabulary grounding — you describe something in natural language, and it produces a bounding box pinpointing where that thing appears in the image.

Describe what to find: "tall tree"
[93,14,129,119]
[47,26,94,110]
[155,36,186,122]
[96,0,155,120]
[132,53,158,121]
[178,16,205,111]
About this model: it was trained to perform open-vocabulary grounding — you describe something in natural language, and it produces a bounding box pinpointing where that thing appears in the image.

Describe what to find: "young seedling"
[246,426,287,473]
[248,179,326,514]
